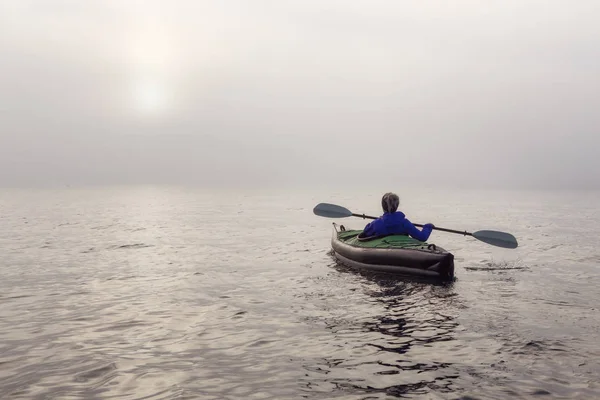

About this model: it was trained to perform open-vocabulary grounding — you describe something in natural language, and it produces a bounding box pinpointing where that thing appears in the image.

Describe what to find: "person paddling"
[361,192,434,241]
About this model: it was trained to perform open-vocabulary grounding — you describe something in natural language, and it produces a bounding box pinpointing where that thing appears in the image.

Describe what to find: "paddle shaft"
[314,203,517,247]
[351,213,473,237]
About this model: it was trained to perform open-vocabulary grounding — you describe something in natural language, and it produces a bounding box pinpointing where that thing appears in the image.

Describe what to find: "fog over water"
[1,1,599,189]
[2,4,600,398]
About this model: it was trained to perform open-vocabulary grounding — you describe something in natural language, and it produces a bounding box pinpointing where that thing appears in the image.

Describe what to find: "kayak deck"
[331,223,455,281]
[337,229,432,249]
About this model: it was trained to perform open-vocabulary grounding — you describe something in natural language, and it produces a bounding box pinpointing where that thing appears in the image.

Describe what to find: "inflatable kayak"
[331,223,455,281]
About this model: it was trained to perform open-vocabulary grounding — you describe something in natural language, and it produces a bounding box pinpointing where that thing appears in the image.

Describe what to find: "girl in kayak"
[361,192,434,241]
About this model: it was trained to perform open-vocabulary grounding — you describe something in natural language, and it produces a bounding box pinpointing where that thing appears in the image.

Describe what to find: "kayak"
[330,223,455,281]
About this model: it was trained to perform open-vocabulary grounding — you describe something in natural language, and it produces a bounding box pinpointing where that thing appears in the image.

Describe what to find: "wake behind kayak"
[330,223,455,281]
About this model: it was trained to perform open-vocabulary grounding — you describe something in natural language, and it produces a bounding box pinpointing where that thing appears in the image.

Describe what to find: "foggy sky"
[1,0,599,189]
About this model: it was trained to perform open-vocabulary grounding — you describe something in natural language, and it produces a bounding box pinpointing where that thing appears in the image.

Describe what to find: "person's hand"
[424,223,435,229]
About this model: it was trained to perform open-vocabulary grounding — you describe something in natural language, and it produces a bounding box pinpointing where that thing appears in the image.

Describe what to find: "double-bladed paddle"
[313,202,518,249]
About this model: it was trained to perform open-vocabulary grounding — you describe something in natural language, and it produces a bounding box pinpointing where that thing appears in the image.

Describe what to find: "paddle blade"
[313,203,353,219]
[472,230,519,249]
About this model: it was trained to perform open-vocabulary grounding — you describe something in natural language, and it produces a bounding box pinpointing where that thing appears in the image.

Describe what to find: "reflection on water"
[300,268,463,398]
[363,279,460,398]
[1,187,600,399]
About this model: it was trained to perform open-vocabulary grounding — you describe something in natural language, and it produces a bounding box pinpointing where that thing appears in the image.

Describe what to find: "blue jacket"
[362,211,433,241]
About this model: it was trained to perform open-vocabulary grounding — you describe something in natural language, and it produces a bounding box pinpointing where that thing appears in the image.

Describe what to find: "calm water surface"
[1,187,599,399]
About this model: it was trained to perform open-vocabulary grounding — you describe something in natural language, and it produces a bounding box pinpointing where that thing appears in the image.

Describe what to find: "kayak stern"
[330,223,455,281]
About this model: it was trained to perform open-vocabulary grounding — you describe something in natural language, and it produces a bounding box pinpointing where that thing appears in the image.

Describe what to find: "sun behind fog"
[125,22,178,118]
[131,77,169,116]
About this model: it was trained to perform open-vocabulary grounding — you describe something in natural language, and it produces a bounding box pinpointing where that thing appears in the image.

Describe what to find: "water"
[1,186,599,399]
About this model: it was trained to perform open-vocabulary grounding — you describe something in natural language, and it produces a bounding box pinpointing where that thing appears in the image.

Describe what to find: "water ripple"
[1,187,599,399]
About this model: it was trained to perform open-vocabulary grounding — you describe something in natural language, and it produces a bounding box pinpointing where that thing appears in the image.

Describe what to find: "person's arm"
[403,219,434,241]
[362,220,376,236]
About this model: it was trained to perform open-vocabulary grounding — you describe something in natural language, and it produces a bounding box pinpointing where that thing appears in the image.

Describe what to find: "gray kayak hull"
[330,223,455,281]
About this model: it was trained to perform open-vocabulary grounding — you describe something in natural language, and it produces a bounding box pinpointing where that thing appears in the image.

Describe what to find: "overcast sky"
[1,0,599,189]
